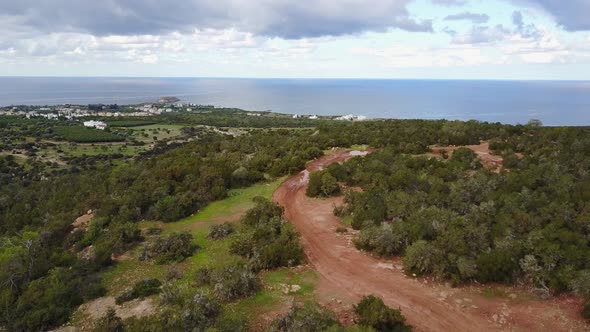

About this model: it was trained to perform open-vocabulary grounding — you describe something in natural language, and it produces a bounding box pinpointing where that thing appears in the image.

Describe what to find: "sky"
[0,0,589,79]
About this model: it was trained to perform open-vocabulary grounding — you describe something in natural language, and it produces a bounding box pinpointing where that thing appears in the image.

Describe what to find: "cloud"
[510,0,590,31]
[512,11,524,30]
[451,25,512,44]
[351,44,494,68]
[0,0,432,39]
[445,12,490,24]
[431,0,468,6]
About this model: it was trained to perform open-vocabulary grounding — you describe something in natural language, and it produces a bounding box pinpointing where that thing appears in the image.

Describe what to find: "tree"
[321,172,340,197]
[354,295,412,332]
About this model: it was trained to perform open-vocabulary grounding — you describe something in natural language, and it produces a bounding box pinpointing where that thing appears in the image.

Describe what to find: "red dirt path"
[273,150,587,332]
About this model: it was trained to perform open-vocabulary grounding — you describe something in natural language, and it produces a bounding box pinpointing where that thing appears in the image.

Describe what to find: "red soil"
[428,141,504,169]
[273,150,587,332]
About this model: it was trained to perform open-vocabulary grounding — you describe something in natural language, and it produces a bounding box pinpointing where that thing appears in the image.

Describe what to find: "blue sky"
[0,0,589,79]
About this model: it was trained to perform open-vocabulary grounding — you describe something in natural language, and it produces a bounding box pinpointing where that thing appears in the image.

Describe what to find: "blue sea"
[1,77,589,126]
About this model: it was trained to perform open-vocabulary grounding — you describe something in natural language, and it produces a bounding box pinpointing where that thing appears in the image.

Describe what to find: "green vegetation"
[54,126,125,142]
[115,278,162,304]
[2,110,590,329]
[208,222,235,240]
[270,302,339,331]
[230,198,305,271]
[354,295,412,332]
[139,232,198,264]
[306,170,341,197]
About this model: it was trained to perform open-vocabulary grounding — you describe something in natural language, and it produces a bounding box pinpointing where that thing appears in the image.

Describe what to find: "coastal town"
[0,99,368,123]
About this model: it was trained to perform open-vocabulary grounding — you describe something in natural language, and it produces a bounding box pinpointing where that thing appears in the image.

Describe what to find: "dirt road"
[273,150,586,332]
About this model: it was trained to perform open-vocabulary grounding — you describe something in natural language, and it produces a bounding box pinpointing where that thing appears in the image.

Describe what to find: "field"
[126,124,186,142]
[75,176,317,329]
[54,126,125,143]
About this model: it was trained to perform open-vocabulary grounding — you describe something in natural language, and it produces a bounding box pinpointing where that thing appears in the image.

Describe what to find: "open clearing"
[273,150,587,332]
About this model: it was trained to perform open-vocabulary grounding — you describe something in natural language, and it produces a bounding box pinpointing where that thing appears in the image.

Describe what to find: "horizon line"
[1,75,589,82]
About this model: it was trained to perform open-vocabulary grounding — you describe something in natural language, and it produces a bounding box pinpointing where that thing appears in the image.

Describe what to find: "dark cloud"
[512,0,590,31]
[444,12,490,24]
[0,0,432,39]
[512,11,524,30]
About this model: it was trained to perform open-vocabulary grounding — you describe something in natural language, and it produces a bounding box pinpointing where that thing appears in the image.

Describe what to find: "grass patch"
[350,144,369,150]
[341,216,353,226]
[128,124,185,142]
[58,143,146,157]
[54,126,124,143]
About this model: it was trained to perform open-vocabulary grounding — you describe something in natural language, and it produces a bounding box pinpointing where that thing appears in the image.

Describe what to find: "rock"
[77,245,96,261]
[280,284,301,294]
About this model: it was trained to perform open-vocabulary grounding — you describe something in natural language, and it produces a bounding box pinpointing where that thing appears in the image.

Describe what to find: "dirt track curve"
[273,150,587,332]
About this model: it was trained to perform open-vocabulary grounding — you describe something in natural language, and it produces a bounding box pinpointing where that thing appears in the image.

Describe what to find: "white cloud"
[351,44,495,68]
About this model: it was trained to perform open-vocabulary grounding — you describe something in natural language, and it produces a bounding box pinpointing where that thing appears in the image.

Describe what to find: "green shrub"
[93,308,123,332]
[354,295,412,332]
[476,249,518,283]
[115,279,162,304]
[197,263,261,301]
[354,224,407,257]
[139,232,197,264]
[241,196,284,227]
[402,240,436,276]
[208,222,235,240]
[182,292,222,331]
[12,268,83,331]
[230,199,304,270]
[195,267,212,286]
[270,302,339,332]
[306,170,341,197]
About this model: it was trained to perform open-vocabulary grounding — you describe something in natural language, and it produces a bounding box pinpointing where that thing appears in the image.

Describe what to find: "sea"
[1,77,589,126]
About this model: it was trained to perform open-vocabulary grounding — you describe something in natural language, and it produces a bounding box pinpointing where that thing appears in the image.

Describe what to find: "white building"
[83,120,107,130]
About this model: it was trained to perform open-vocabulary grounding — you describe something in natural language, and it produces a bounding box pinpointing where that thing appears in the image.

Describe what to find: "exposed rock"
[77,245,95,262]
[71,212,95,233]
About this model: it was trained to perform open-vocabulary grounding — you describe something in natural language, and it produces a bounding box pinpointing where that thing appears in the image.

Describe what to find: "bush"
[230,199,304,270]
[208,222,235,240]
[306,170,341,198]
[93,308,123,332]
[139,232,198,264]
[182,292,222,331]
[241,196,284,227]
[270,302,339,332]
[11,268,84,331]
[450,147,481,169]
[354,295,412,332]
[198,263,261,301]
[354,224,407,257]
[402,240,436,276]
[115,279,162,304]
[476,249,518,283]
[195,267,212,286]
